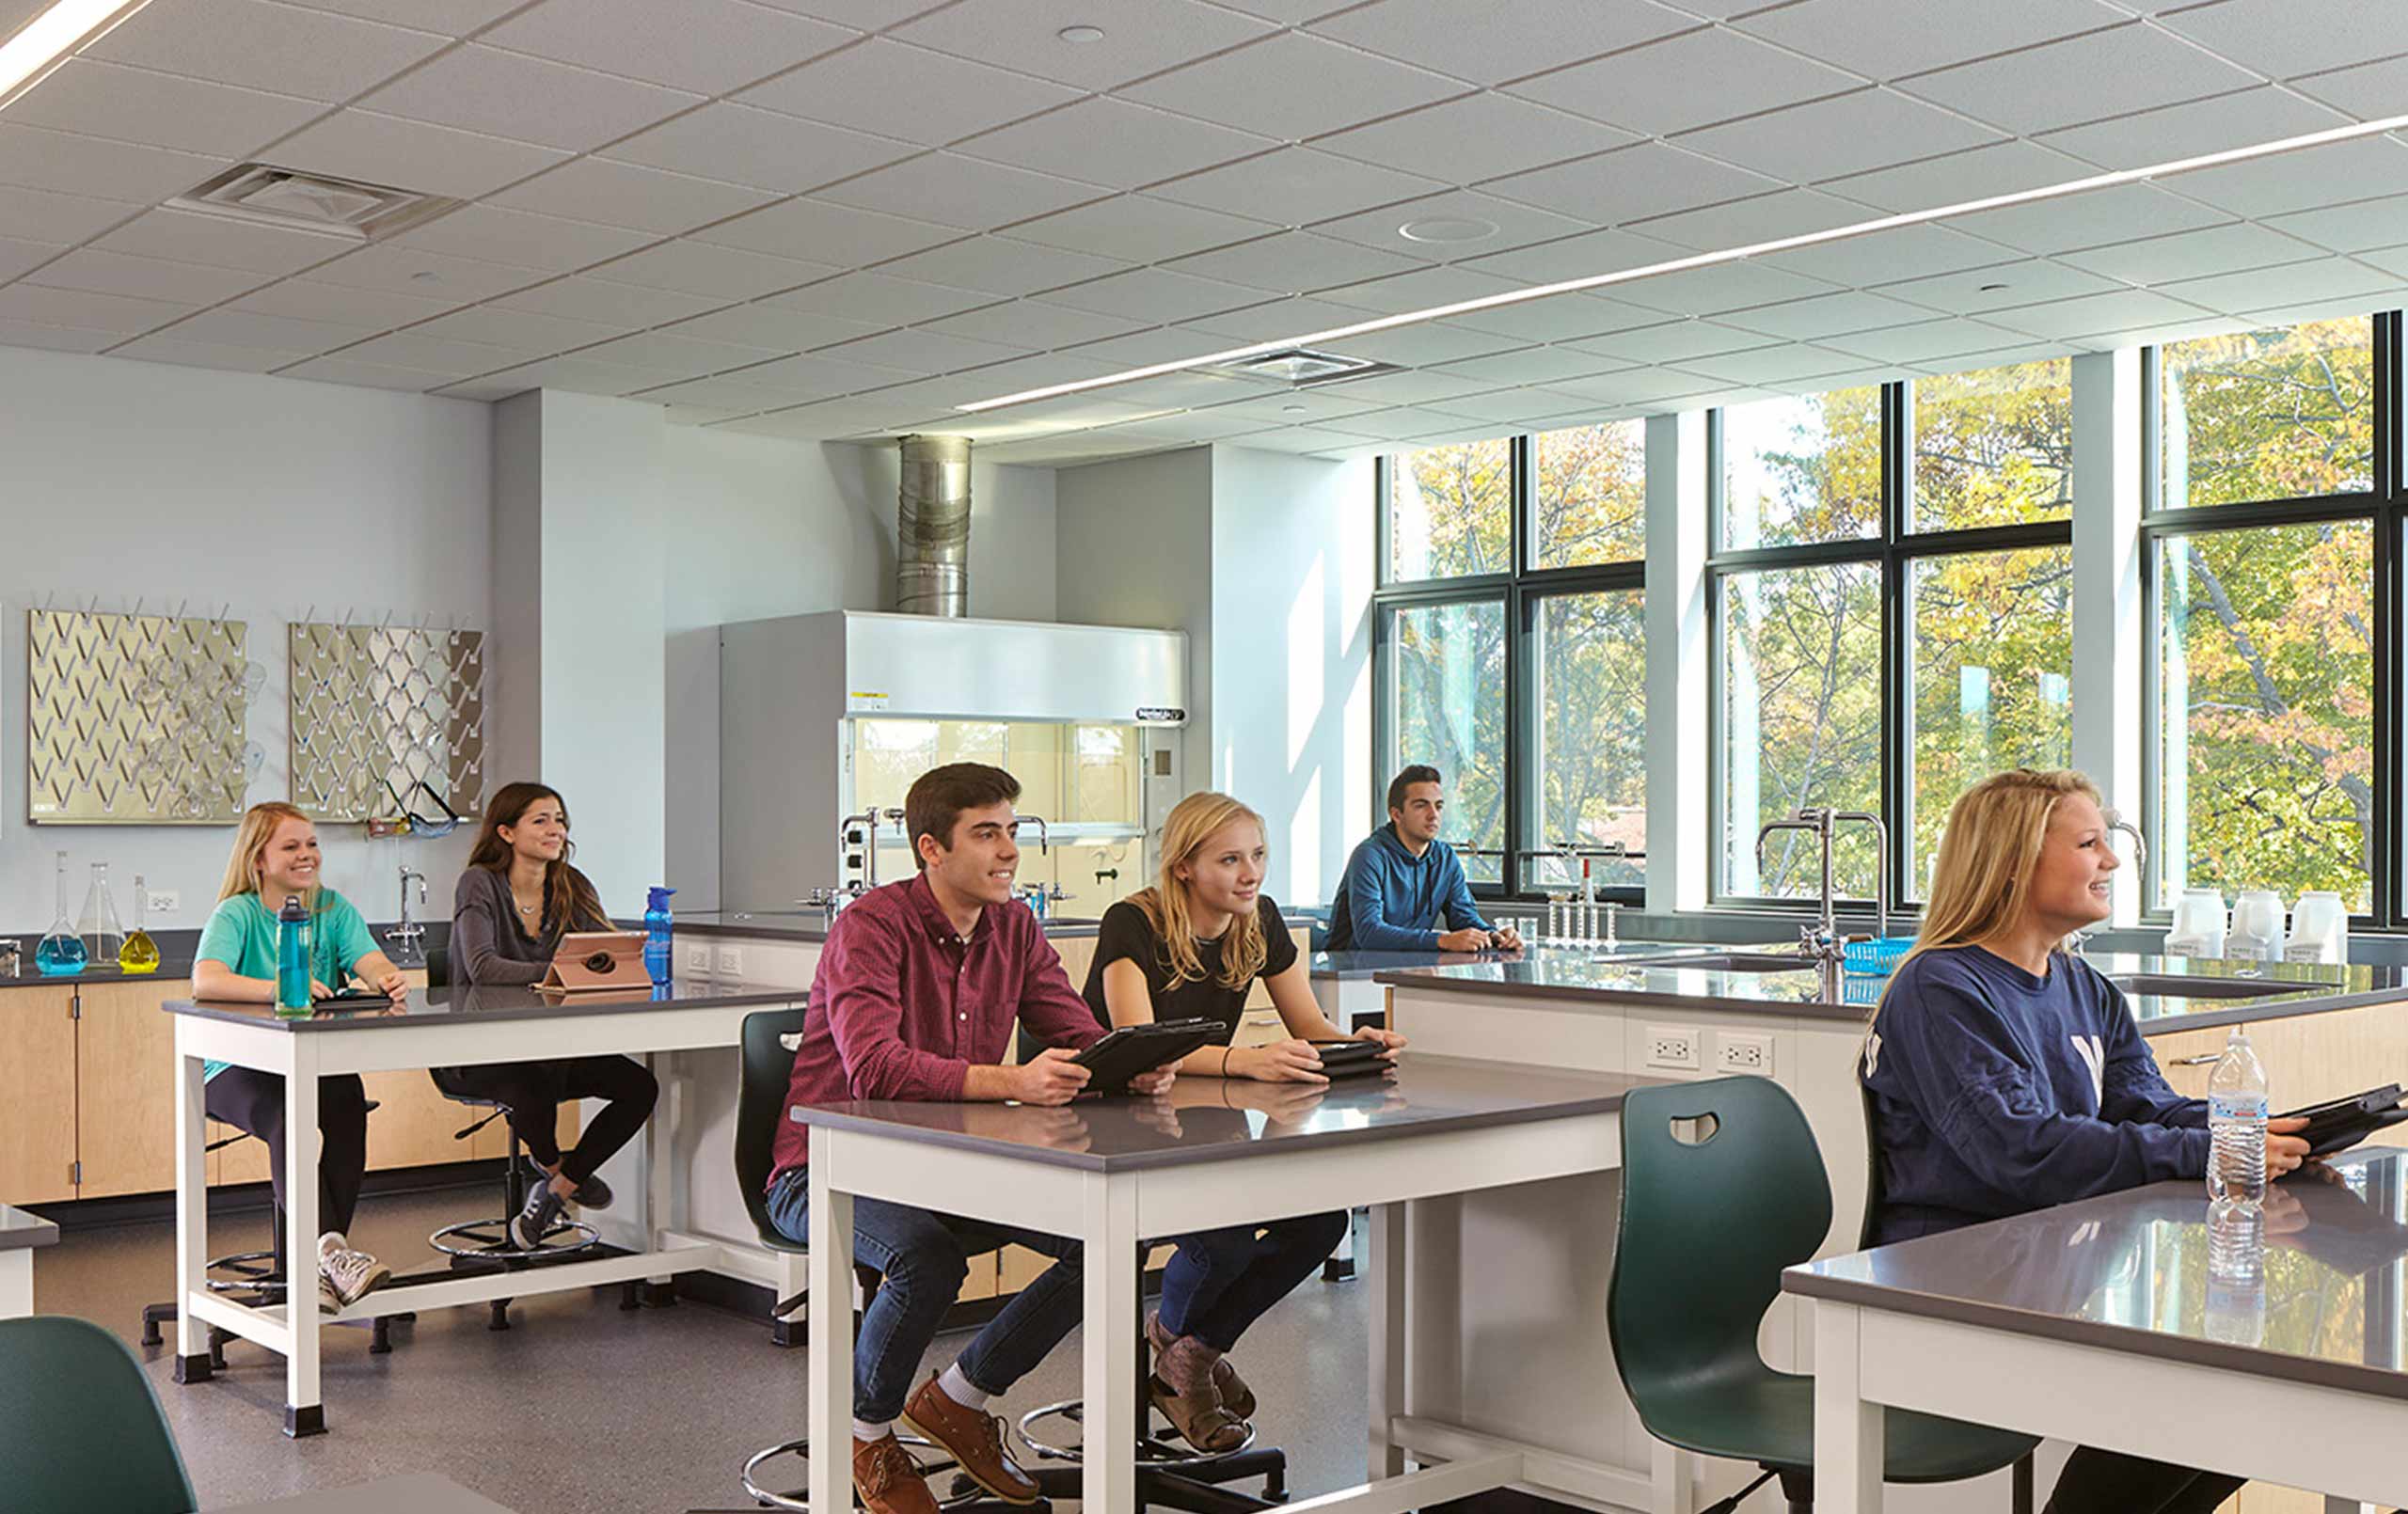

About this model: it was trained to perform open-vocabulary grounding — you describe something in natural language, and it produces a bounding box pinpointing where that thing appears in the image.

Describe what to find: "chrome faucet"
[1015,814,1052,854]
[1754,808,1890,963]
[2103,807,2147,875]
[387,866,427,966]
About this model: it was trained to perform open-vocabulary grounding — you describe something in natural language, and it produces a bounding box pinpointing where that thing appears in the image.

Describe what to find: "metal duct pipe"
[896,433,972,617]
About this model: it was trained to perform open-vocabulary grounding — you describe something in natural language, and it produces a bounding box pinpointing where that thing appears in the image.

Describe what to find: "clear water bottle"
[2206,1026,2269,1208]
[276,894,312,1017]
[644,885,676,986]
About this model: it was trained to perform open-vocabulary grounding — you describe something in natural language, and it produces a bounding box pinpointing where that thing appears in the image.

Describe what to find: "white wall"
[0,344,491,938]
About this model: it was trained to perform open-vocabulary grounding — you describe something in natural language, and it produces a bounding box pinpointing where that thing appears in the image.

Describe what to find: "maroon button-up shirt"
[769,873,1105,1185]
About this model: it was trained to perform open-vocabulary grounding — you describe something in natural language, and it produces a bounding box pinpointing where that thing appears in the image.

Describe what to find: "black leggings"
[2044,1448,2245,1514]
[438,1056,657,1184]
[202,1067,371,1237]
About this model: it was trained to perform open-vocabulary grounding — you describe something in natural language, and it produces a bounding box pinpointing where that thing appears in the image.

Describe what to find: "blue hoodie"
[1326,823,1494,952]
[1862,945,2209,1244]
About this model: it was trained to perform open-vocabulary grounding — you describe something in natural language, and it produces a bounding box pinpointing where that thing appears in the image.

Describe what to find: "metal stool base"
[1017,1398,1257,1467]
[428,1216,600,1262]
[742,1432,997,1512]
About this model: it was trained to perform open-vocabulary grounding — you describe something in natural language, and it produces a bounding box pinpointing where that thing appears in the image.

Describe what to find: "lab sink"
[1647,952,1822,973]
[2106,973,2318,1000]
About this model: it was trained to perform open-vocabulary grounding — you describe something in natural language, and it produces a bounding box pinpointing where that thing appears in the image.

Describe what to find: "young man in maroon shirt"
[767,763,1174,1514]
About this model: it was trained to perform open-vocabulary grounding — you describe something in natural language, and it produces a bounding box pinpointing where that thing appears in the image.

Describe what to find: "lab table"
[0,1202,58,1317]
[794,1056,1661,1514]
[163,980,809,1437]
[1788,1148,2408,1513]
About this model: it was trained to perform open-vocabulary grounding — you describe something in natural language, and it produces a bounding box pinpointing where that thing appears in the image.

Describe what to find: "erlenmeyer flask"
[120,872,161,974]
[80,860,126,963]
[35,851,87,977]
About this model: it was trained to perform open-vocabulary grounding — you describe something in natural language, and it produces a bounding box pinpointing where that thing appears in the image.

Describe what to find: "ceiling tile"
[813,326,1032,372]
[2058,222,2328,285]
[86,0,448,102]
[1756,225,2021,286]
[1896,22,2261,135]
[1199,386,1390,423]
[2154,257,2405,314]
[1315,92,1636,187]
[563,329,784,377]
[1453,226,1694,283]
[1308,367,1497,404]
[1311,190,1593,260]
[406,304,633,351]
[1876,257,2127,313]
[1320,263,1527,314]
[920,299,1149,349]
[689,197,960,264]
[1507,28,1861,137]
[389,205,657,271]
[89,209,344,276]
[1979,287,2218,339]
[599,103,920,195]
[740,38,1079,147]
[708,350,923,395]
[0,317,115,353]
[1941,183,2232,255]
[0,283,193,334]
[1005,196,1275,262]
[490,276,725,324]
[230,278,451,326]
[1627,189,1868,253]
[1422,387,1600,424]
[277,0,524,32]
[1432,346,1628,385]
[1671,341,1866,386]
[1562,318,1775,364]
[1483,142,1786,227]
[1059,326,1235,367]
[1820,138,2096,214]
[27,246,267,304]
[657,302,885,349]
[488,159,778,236]
[1730,0,2127,82]
[2262,192,2408,254]
[483,0,859,94]
[2036,86,2349,171]
[1440,292,1655,342]
[764,271,994,323]
[876,237,1130,296]
[1119,33,1466,142]
[814,153,1108,229]
[280,355,457,390]
[588,239,837,298]
[1719,289,1942,340]
[1323,320,1519,365]
[308,244,551,301]
[2159,0,2408,84]
[4,59,322,160]
[956,99,1276,191]
[2171,135,2408,219]
[889,0,1275,90]
[1539,366,1720,406]
[1149,147,1450,224]
[362,45,701,152]
[325,329,534,374]
[0,235,66,282]
[1035,266,1264,322]
[1306,0,1693,87]
[0,184,142,244]
[1164,231,1425,294]
[268,110,572,199]
[1181,294,1386,339]
[1815,316,2028,363]
[1610,261,1840,317]
[112,334,306,371]
[0,122,226,202]
[1677,88,2004,185]
[451,354,674,395]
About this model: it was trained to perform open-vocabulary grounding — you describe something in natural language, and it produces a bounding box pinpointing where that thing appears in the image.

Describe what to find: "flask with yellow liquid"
[119,872,161,974]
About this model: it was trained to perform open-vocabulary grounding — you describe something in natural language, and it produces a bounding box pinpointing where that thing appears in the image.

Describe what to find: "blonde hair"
[1130,791,1268,991]
[217,801,321,912]
[1893,768,2103,991]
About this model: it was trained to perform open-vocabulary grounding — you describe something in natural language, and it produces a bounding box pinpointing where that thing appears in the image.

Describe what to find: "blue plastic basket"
[1842,936,1916,977]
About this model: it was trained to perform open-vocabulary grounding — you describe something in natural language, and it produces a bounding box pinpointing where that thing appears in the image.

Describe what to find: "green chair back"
[0,1316,198,1514]
[425,944,450,990]
[1609,1078,1832,1401]
[737,1006,814,1251]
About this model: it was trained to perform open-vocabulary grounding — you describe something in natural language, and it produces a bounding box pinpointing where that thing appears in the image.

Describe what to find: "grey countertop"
[212,1472,515,1513]
[1373,949,2408,1035]
[0,1203,59,1252]
[163,977,803,1033]
[792,1053,1651,1174]
[677,907,1102,942]
[0,961,200,991]
[1787,1147,2408,1402]
[1312,942,1680,981]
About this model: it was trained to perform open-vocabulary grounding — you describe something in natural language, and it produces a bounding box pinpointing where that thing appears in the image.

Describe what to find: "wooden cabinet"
[1,986,78,1205]
[2151,999,2408,1152]
[74,978,181,1198]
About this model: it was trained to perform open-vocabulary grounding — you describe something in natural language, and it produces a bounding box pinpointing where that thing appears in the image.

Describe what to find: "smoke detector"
[1203,347,1398,386]
[167,163,467,242]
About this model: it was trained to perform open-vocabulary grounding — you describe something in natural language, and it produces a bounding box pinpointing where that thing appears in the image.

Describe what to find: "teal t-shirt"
[197,889,379,1081]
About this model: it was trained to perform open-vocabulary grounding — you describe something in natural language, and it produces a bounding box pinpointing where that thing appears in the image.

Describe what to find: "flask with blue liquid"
[644,886,675,986]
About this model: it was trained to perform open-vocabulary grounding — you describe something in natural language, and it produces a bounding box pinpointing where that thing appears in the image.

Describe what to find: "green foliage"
[2162,321,2372,508]
[1535,422,1645,568]
[1390,600,1506,881]
[1914,359,2072,531]
[1391,440,1509,581]
[1723,389,1881,549]
[1533,591,1647,891]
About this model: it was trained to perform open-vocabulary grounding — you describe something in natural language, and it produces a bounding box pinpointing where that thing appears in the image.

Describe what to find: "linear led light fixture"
[958,109,2408,414]
[0,0,155,108]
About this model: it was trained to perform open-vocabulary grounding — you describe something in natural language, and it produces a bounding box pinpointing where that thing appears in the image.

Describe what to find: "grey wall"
[0,344,492,937]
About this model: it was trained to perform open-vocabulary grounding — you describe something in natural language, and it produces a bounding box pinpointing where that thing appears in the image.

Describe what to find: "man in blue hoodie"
[1326,766,1524,953]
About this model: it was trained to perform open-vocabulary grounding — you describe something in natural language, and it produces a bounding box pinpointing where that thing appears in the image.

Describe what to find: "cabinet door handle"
[2168,1052,2223,1066]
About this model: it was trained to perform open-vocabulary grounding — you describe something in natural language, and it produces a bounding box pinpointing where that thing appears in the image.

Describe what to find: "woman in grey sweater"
[447,781,657,1248]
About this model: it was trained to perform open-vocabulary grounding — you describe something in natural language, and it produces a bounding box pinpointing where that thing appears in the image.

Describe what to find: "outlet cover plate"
[1643,1025,1700,1070]
[1716,1032,1773,1076]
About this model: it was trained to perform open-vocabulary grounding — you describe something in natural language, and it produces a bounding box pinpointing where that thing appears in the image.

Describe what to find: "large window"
[1720,388,1881,550]
[1376,425,1646,899]
[1912,358,2072,531]
[2159,321,2373,511]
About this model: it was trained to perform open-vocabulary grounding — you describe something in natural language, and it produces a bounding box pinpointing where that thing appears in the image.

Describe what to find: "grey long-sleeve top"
[450,866,555,986]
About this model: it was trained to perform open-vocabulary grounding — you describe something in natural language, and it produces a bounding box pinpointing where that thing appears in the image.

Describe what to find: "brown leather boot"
[1148,1371,1248,1454]
[901,1375,1040,1505]
[1149,1314,1255,1421]
[852,1434,941,1514]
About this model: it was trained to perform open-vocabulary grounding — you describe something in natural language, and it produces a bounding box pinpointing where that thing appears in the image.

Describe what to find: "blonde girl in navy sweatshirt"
[1863,768,2312,1514]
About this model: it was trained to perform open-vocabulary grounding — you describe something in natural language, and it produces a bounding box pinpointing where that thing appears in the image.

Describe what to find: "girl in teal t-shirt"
[194,803,407,1313]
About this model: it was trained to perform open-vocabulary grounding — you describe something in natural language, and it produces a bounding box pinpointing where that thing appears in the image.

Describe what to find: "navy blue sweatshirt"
[1862,945,2209,1244]
[1325,823,1495,952]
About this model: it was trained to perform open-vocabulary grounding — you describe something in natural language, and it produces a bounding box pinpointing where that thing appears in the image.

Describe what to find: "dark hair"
[467,781,611,938]
[1386,765,1444,813]
[905,764,1022,870]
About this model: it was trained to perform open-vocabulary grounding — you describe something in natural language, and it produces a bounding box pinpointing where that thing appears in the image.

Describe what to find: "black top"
[1082,895,1299,1039]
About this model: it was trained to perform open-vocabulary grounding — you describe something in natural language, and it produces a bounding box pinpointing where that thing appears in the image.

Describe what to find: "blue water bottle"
[644,886,675,986]
[276,894,311,1017]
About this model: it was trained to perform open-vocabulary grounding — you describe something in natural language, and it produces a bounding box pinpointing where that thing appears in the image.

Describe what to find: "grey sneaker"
[510,1177,565,1251]
[320,1247,388,1307]
[524,1159,610,1210]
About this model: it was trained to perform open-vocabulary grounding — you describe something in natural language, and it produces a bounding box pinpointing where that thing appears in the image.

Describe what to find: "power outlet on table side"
[1642,1026,1701,1071]
[1715,1033,1773,1076]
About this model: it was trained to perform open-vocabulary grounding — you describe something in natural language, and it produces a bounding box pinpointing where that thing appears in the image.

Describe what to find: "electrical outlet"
[1642,1025,1700,1070]
[682,942,711,973]
[1716,1033,1773,1076]
[145,889,179,915]
[715,944,746,977]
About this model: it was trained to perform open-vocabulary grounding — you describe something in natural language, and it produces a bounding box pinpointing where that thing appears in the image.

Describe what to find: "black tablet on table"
[312,986,395,1007]
[2279,1083,2408,1159]
[1309,1038,1395,1080]
[1073,1018,1224,1093]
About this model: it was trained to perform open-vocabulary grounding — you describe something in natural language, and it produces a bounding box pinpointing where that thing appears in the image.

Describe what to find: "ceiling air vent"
[1204,347,1399,387]
[167,164,467,243]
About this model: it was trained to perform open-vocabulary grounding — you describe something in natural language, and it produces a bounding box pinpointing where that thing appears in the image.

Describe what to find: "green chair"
[0,1316,198,1514]
[1609,1077,2037,1514]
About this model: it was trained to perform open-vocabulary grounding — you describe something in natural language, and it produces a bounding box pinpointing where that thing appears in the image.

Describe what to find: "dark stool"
[424,1072,599,1331]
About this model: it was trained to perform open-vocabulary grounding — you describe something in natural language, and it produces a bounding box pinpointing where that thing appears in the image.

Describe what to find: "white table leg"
[1650,1440,1696,1514]
[645,1051,676,1287]
[806,1128,854,1514]
[0,1249,29,1318]
[1813,1301,1882,1514]
[1368,1201,1407,1480]
[284,1042,324,1438]
[173,1034,210,1375]
[1082,1175,1140,1514]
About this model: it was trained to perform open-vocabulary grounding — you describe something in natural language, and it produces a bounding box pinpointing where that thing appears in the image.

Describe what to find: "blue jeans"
[768,1168,1084,1425]
[1157,1211,1348,1352]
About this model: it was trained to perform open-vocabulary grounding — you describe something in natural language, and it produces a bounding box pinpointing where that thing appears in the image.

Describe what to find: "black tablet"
[1310,1039,1395,1080]
[313,986,395,1007]
[2279,1084,2408,1159]
[1073,1018,1224,1092]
